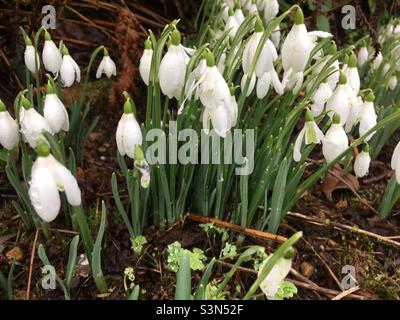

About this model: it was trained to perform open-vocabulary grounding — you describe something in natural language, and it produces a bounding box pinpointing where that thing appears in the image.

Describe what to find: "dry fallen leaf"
[301,261,315,278]
[6,246,23,262]
[322,165,360,202]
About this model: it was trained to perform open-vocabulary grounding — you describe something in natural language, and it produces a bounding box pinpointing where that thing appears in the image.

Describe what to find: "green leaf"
[91,201,107,294]
[174,253,191,300]
[316,15,331,33]
[65,235,79,291]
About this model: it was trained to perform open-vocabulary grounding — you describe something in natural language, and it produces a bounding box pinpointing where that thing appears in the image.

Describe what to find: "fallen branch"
[287,211,400,249]
[186,213,288,243]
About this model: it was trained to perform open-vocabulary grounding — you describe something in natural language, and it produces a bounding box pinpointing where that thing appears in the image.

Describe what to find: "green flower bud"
[36,139,50,157]
[46,80,55,94]
[145,38,152,50]
[204,49,215,67]
[365,91,375,102]
[171,30,181,46]
[0,99,6,112]
[21,97,32,110]
[134,144,145,161]
[348,52,357,68]
[44,31,52,41]
[255,16,264,33]
[103,47,109,56]
[62,45,69,56]
[332,112,341,124]
[284,247,296,259]
[294,7,304,25]
[305,108,314,122]
[362,143,370,153]
[123,98,135,114]
[339,71,347,85]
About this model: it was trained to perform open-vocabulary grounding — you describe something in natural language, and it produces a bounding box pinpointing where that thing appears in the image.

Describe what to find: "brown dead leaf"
[300,261,315,278]
[6,246,23,262]
[322,165,360,202]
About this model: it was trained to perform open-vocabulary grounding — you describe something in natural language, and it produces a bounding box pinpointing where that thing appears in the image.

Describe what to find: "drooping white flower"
[293,109,324,162]
[29,140,81,222]
[225,8,240,38]
[389,75,397,90]
[310,82,332,117]
[258,249,294,300]
[322,113,349,163]
[357,46,369,67]
[263,0,279,24]
[0,99,19,150]
[116,97,143,159]
[242,17,283,98]
[358,92,377,142]
[326,72,351,125]
[270,26,281,48]
[241,72,256,97]
[372,51,383,70]
[139,38,153,86]
[159,30,189,100]
[233,2,245,25]
[345,95,363,133]
[391,141,400,184]
[59,45,81,87]
[343,53,360,94]
[281,8,332,92]
[42,31,62,75]
[24,37,40,75]
[96,48,116,79]
[19,97,53,149]
[43,81,69,133]
[354,145,371,178]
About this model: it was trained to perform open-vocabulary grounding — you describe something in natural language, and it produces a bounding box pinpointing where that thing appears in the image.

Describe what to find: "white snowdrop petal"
[0,111,19,150]
[42,40,62,74]
[24,45,40,74]
[44,94,69,133]
[256,72,271,99]
[139,48,153,85]
[29,165,60,222]
[354,151,371,178]
[293,128,306,162]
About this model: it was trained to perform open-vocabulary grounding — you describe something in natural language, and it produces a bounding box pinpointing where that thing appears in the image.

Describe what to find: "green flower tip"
[284,247,296,260]
[229,84,236,96]
[134,144,145,161]
[44,31,51,41]
[228,8,234,16]
[103,47,109,56]
[324,41,337,55]
[294,7,304,25]
[46,80,55,94]
[343,53,349,65]
[255,16,264,33]
[171,30,181,46]
[0,99,6,112]
[204,50,215,67]
[21,97,32,110]
[61,45,69,56]
[362,143,370,153]
[366,91,375,102]
[234,0,240,10]
[145,38,152,50]
[305,108,314,122]
[208,28,216,39]
[36,139,50,157]
[339,71,347,85]
[24,37,33,46]
[332,112,341,124]
[123,97,135,114]
[348,52,357,68]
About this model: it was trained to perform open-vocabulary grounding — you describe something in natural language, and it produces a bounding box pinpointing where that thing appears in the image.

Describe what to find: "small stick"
[26,229,39,300]
[287,211,400,249]
[331,286,360,300]
[186,213,288,243]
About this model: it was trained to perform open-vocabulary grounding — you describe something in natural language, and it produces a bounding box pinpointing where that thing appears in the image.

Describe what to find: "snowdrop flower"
[242,17,283,98]
[96,48,116,79]
[43,81,69,133]
[0,99,19,150]
[225,8,240,38]
[293,109,324,162]
[42,31,62,75]
[326,72,351,125]
[159,30,189,100]
[391,141,400,184]
[372,52,383,70]
[357,46,369,67]
[233,1,245,25]
[389,75,397,90]
[343,52,360,94]
[358,92,377,142]
[199,51,231,110]
[200,51,237,137]
[310,81,332,117]
[29,140,81,222]
[60,45,81,87]
[258,248,294,300]
[270,26,281,48]
[248,1,258,15]
[139,38,153,86]
[263,0,279,24]
[322,113,348,163]
[23,36,40,75]
[185,59,207,103]
[116,97,142,159]
[281,7,332,92]
[241,73,256,97]
[19,97,53,149]
[354,144,371,178]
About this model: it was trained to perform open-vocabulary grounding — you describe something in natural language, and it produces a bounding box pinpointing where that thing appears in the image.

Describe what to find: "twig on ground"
[26,229,39,300]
